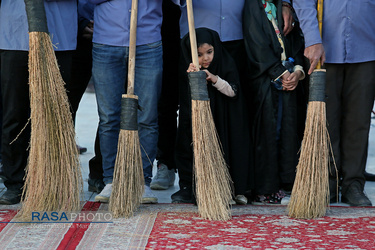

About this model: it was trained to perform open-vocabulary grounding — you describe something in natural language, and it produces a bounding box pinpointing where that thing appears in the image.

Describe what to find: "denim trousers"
[92,41,163,185]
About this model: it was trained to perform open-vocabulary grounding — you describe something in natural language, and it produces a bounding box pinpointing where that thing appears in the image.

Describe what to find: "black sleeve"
[243,0,286,80]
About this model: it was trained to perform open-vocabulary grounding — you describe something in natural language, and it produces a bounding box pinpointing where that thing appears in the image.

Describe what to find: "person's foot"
[76,144,87,154]
[94,183,112,203]
[0,163,5,181]
[88,178,105,193]
[341,181,372,206]
[252,190,286,205]
[234,195,248,205]
[280,183,293,196]
[150,163,175,190]
[171,186,194,203]
[142,185,158,204]
[0,189,22,205]
[364,171,375,182]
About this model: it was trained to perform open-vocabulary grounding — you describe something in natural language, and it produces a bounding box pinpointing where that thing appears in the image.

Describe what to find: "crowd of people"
[0,0,374,208]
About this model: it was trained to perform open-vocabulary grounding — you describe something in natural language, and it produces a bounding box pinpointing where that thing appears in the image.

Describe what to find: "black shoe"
[88,178,105,193]
[0,163,5,181]
[77,145,87,154]
[171,187,194,203]
[364,171,375,182]
[0,189,22,205]
[281,183,293,196]
[341,181,372,206]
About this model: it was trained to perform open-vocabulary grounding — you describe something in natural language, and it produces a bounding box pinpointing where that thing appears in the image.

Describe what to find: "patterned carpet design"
[0,203,374,249]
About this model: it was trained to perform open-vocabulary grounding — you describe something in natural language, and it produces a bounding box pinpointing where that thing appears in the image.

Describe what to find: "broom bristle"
[191,100,233,221]
[17,32,82,221]
[109,130,144,218]
[287,101,330,219]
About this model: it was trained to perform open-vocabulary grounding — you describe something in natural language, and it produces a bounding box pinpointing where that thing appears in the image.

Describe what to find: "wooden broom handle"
[316,0,323,70]
[127,0,138,95]
[186,0,199,70]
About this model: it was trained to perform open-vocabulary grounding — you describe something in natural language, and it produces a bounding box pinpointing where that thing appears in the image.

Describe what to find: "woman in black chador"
[173,28,253,205]
[243,0,306,204]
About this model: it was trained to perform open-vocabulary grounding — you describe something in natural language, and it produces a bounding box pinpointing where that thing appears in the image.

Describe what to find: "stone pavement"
[1,90,375,205]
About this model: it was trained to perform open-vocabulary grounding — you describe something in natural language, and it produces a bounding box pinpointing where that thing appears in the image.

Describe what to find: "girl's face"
[197,43,214,69]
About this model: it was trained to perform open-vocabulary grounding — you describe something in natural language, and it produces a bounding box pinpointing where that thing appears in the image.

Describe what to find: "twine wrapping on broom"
[109,0,144,218]
[17,0,82,221]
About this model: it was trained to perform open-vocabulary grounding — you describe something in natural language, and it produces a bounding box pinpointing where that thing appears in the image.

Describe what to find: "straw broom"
[186,0,233,221]
[287,0,331,219]
[17,0,82,220]
[109,0,144,218]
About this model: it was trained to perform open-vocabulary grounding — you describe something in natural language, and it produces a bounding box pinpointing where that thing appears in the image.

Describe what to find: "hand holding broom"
[18,0,82,220]
[109,0,144,218]
[186,0,233,221]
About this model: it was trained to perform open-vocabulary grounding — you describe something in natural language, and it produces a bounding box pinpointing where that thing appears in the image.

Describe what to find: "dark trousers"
[66,37,93,124]
[0,53,2,164]
[156,0,181,170]
[0,50,73,190]
[326,61,375,195]
[88,128,103,180]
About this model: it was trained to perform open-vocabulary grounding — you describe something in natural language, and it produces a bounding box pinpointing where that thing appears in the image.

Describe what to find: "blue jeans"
[92,41,163,185]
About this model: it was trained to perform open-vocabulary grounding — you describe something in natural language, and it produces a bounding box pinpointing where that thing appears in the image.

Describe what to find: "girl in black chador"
[243,0,306,204]
[172,28,253,205]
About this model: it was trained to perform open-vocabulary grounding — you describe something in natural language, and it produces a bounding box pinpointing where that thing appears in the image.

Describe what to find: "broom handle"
[186,0,199,69]
[316,0,323,70]
[127,0,138,95]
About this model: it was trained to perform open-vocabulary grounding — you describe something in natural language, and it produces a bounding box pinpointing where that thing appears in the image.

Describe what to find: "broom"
[186,0,233,221]
[287,0,331,219]
[109,0,144,218]
[17,0,82,220]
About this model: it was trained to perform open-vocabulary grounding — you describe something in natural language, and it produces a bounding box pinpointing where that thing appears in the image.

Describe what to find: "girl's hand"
[202,69,218,84]
[281,71,302,91]
[187,63,199,73]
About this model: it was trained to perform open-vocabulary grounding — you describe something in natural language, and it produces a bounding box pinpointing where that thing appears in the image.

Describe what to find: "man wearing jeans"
[89,0,180,203]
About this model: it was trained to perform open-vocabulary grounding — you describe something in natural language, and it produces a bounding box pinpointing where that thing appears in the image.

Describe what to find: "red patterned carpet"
[147,211,375,249]
[0,202,374,249]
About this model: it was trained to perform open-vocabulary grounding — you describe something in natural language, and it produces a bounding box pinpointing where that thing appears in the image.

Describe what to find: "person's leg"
[156,0,180,170]
[171,64,195,203]
[0,50,29,204]
[151,1,180,190]
[133,41,163,203]
[0,51,3,179]
[339,62,375,206]
[92,44,127,191]
[0,50,73,204]
[134,41,163,184]
[66,38,93,124]
[325,63,344,201]
[88,127,104,193]
[66,38,93,154]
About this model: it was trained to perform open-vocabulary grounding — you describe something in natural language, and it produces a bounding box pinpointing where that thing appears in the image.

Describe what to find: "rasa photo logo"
[30,211,113,224]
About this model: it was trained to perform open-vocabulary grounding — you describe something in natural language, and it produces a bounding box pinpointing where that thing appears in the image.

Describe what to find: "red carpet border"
[0,203,374,249]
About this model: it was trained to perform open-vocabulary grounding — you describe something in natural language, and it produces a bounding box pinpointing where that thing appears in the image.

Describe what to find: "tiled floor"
[1,91,375,206]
